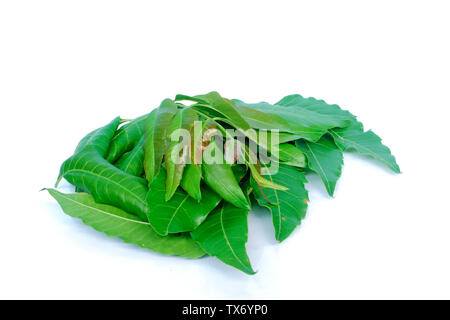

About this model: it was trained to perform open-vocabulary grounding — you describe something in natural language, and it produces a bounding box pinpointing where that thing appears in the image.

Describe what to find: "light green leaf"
[116,136,144,177]
[165,107,198,201]
[297,136,343,196]
[56,150,148,220]
[276,94,355,123]
[146,168,221,236]
[57,116,121,187]
[46,189,205,258]
[191,203,255,275]
[251,165,309,242]
[329,121,400,173]
[106,113,149,163]
[180,164,202,201]
[239,144,288,191]
[202,143,251,210]
[263,130,305,144]
[74,117,121,157]
[177,92,251,131]
[143,99,179,184]
[276,94,400,173]
[234,100,351,141]
[277,143,306,168]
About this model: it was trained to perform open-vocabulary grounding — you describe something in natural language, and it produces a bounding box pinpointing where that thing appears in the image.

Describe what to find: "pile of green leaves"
[46,92,400,274]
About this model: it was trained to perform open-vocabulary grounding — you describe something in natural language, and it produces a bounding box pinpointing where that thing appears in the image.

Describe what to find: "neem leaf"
[277,143,306,168]
[277,94,400,173]
[251,164,309,242]
[56,116,121,186]
[265,130,305,144]
[191,203,255,275]
[177,91,251,131]
[202,143,251,210]
[46,189,205,258]
[146,168,221,236]
[143,99,179,184]
[106,113,149,163]
[180,164,202,201]
[234,100,351,141]
[297,135,343,196]
[329,121,400,173]
[165,107,198,201]
[276,94,355,123]
[238,144,288,191]
[49,91,401,275]
[116,136,145,177]
[74,116,121,157]
[57,150,148,220]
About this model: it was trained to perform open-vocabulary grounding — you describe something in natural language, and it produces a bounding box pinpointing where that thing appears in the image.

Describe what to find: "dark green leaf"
[191,203,255,274]
[46,189,205,258]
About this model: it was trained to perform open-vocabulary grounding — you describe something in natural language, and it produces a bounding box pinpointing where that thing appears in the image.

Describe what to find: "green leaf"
[232,164,248,181]
[191,203,255,274]
[106,113,149,163]
[251,165,309,242]
[262,130,305,144]
[276,94,400,173]
[296,136,343,196]
[165,107,198,201]
[46,189,205,258]
[180,164,202,201]
[114,150,131,168]
[202,143,251,210]
[74,116,121,156]
[143,99,179,184]
[56,150,148,220]
[234,100,351,141]
[276,94,355,123]
[277,143,306,168]
[203,163,250,210]
[239,143,289,191]
[177,92,251,131]
[116,136,144,177]
[329,121,400,173]
[146,168,221,236]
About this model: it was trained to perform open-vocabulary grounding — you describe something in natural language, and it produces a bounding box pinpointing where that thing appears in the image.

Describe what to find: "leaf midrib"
[219,206,250,273]
[165,194,190,234]
[55,191,149,225]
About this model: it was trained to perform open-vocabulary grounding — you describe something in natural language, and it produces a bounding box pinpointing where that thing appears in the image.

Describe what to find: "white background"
[1,0,449,299]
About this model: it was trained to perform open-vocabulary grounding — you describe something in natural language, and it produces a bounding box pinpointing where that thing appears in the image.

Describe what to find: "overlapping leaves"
[47,91,400,275]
